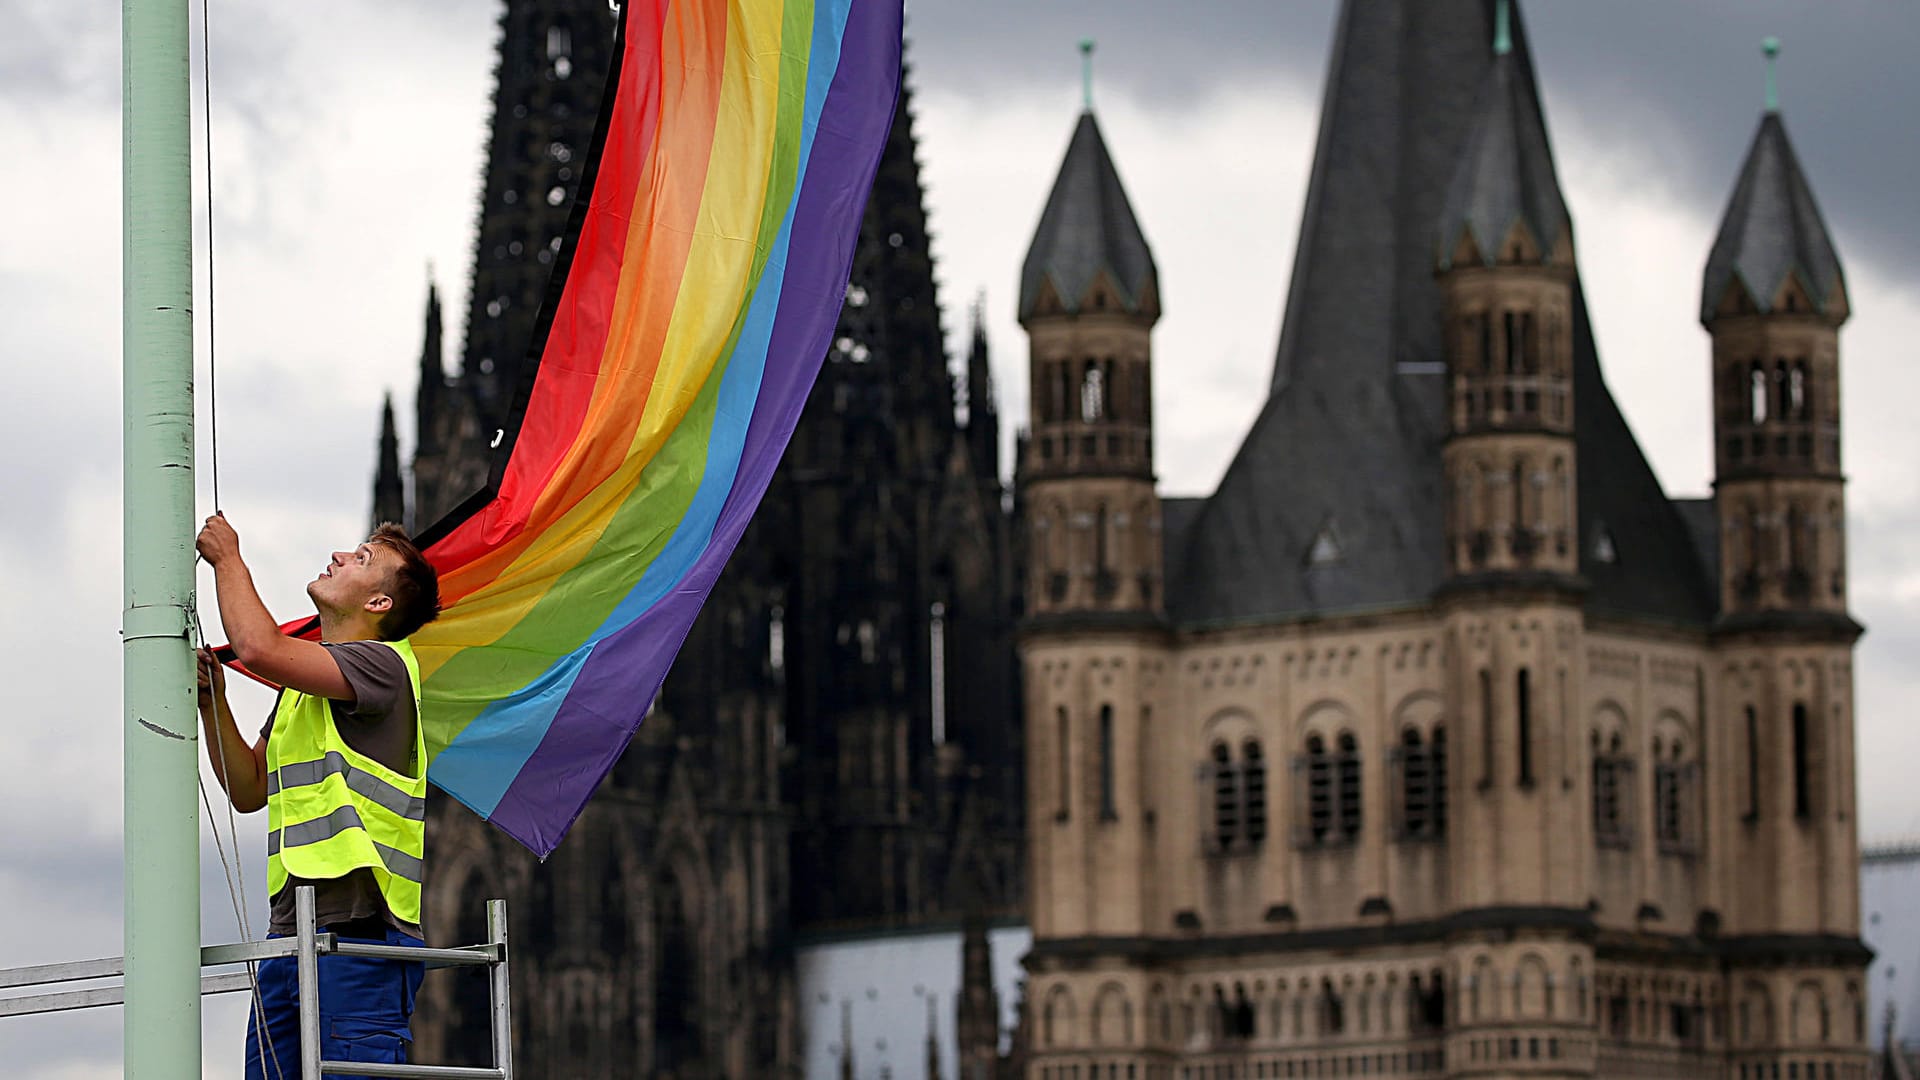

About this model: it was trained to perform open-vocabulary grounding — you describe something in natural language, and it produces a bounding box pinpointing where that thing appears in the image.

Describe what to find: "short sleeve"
[323,641,408,726]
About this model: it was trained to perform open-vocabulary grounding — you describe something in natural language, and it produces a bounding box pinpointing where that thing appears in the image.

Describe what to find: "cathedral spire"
[965,295,999,485]
[416,277,445,457]
[372,392,405,529]
[461,0,616,426]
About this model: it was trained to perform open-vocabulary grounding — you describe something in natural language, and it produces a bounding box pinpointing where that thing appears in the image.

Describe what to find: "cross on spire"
[1762,36,1781,112]
[1080,39,1095,112]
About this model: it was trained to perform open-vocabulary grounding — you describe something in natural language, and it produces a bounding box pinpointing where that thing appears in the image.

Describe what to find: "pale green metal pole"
[123,0,201,1074]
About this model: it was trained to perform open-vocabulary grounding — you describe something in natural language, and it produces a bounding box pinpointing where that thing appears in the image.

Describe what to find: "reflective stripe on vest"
[266,806,424,883]
[266,751,427,822]
[264,638,427,926]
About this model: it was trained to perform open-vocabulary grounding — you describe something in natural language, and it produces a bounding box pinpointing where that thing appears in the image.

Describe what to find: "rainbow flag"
[405,0,899,855]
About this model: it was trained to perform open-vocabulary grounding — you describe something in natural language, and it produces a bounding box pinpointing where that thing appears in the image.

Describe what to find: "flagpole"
[123,0,202,1074]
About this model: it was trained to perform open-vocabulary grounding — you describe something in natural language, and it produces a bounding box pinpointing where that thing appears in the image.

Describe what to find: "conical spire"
[372,393,406,529]
[416,278,445,456]
[1700,53,1846,323]
[1018,101,1157,322]
[965,296,998,483]
[1435,0,1571,269]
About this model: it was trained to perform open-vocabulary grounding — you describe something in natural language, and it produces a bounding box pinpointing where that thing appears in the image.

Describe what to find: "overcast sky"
[2,1,1916,1074]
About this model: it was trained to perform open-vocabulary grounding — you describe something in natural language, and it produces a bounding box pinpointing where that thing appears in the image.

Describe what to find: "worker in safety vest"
[195,514,442,1079]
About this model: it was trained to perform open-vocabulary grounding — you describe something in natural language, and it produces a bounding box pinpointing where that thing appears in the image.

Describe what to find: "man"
[195,513,442,1078]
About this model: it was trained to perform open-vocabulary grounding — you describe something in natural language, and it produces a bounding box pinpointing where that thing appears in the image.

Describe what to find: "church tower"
[1431,0,1588,917]
[1018,49,1161,619]
[1016,47,1167,1019]
[1435,0,1578,588]
[1702,46,1864,1068]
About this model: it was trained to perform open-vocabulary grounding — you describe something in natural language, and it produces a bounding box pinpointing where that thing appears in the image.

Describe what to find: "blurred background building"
[369,0,1882,1076]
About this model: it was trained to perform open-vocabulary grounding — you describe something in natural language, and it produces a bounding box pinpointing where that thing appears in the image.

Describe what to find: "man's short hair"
[368,523,442,642]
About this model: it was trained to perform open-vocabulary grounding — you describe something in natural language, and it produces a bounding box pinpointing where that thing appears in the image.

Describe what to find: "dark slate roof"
[1435,49,1570,268]
[1018,112,1157,320]
[1671,497,1721,602]
[1167,0,1717,630]
[1701,112,1846,322]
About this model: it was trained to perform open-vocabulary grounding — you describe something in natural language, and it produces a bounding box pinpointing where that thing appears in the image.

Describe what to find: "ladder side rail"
[296,886,323,1080]
[487,899,512,1080]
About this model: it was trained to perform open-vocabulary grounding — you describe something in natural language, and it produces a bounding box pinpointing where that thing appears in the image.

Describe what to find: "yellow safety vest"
[264,638,427,927]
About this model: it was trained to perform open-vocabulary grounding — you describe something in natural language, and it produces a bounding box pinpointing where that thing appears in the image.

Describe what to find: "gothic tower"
[1431,9,1594,1074]
[1017,96,1162,618]
[1016,67,1166,962]
[1702,45,1864,1076]
[1432,0,1586,912]
[411,0,615,527]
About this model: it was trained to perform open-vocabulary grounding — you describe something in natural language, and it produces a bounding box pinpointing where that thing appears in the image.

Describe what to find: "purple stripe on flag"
[486,0,904,855]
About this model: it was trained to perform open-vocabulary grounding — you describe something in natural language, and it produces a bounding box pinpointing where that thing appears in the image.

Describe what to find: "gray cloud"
[2,2,1916,1072]
[904,1,1920,296]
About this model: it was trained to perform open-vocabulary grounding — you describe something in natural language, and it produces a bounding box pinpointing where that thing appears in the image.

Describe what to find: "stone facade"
[1013,3,1869,1079]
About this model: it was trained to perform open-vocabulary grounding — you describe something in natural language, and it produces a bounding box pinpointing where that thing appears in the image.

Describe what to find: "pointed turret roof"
[1701,110,1846,323]
[1019,111,1157,321]
[1167,0,1716,629]
[415,279,445,455]
[1435,16,1570,269]
[372,393,405,529]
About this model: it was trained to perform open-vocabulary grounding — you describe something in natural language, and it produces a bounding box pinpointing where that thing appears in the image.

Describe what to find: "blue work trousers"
[243,927,426,1080]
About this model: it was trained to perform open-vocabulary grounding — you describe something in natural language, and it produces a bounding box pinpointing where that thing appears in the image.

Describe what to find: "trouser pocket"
[327,1014,410,1064]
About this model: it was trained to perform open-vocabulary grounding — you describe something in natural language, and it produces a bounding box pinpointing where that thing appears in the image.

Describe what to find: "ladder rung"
[0,971,257,1017]
[319,1064,505,1079]
[331,941,502,968]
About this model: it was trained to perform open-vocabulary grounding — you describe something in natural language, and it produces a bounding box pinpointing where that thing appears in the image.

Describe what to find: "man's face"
[308,540,399,619]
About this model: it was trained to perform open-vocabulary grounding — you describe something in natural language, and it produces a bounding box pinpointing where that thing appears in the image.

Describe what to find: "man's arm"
[197,647,268,812]
[196,514,352,700]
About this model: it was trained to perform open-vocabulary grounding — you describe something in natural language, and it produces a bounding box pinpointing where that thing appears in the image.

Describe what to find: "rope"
[199,0,221,513]
[193,2,280,1072]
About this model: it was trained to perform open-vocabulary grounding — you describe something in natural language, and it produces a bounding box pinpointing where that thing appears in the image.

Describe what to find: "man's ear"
[365,593,395,615]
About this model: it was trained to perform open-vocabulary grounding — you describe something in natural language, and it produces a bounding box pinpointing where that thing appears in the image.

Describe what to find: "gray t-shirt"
[262,640,424,939]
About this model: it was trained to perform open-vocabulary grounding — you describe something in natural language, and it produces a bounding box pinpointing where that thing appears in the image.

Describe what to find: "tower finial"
[1762,36,1781,112]
[1493,0,1512,57]
[1079,39,1095,112]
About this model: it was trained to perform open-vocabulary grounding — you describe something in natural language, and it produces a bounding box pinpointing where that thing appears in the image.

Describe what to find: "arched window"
[1305,735,1332,844]
[653,871,700,1073]
[1206,737,1266,853]
[1243,741,1268,844]
[1744,705,1761,820]
[1336,733,1362,842]
[1504,310,1521,375]
[1775,358,1793,421]
[1478,311,1494,374]
[1790,361,1809,420]
[1593,730,1633,849]
[1210,742,1238,848]
[1654,730,1697,855]
[1400,728,1433,838]
[1080,362,1105,422]
[1055,706,1071,821]
[1792,703,1812,819]
[1433,726,1449,837]
[1516,668,1534,787]
[1098,705,1117,821]
[1749,361,1769,423]
[1479,669,1495,786]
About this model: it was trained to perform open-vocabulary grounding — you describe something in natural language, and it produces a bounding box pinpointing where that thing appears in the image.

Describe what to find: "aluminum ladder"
[0,885,514,1079]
